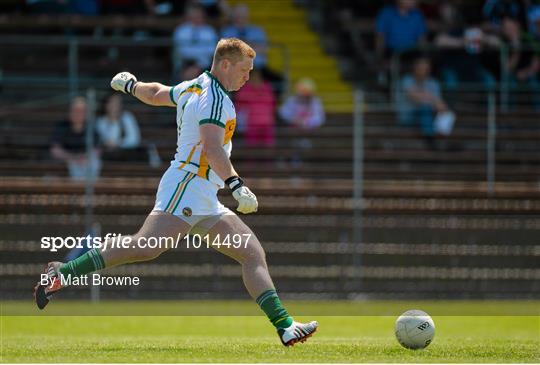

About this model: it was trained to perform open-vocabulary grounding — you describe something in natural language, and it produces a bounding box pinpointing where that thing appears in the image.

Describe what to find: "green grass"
[1,301,539,363]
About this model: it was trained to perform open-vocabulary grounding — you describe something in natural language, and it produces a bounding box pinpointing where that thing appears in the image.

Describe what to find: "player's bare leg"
[102,211,190,266]
[34,211,191,309]
[205,214,318,346]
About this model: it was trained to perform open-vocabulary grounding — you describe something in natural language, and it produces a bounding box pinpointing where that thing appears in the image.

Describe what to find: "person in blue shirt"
[222,4,268,68]
[375,0,427,56]
[375,0,427,85]
[398,56,454,147]
[221,4,284,96]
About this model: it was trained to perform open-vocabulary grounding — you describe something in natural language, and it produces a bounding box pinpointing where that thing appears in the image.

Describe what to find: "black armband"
[225,176,244,192]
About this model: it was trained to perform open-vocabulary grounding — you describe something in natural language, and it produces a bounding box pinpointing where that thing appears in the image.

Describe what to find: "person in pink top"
[234,68,276,147]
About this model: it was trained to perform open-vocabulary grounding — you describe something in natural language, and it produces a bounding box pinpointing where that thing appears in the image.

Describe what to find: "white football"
[395,309,435,350]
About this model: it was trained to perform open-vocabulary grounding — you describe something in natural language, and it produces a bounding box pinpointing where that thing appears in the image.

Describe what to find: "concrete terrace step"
[1,177,539,198]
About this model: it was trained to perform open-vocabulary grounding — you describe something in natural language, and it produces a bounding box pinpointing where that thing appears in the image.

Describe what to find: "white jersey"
[168,71,236,187]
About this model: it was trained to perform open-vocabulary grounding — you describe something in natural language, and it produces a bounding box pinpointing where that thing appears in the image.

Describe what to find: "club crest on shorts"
[182,207,192,217]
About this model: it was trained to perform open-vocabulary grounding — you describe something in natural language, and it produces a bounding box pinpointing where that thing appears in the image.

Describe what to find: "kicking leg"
[34,211,191,309]
[205,214,318,346]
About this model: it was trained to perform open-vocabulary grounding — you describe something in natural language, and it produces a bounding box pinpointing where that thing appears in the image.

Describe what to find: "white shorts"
[153,165,233,232]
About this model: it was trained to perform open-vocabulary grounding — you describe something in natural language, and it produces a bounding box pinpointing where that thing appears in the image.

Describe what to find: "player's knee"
[242,244,267,266]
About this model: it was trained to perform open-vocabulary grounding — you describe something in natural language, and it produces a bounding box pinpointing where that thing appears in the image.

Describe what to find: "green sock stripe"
[256,289,293,329]
[256,289,276,305]
[68,261,77,276]
[95,249,106,269]
[92,250,101,269]
[88,250,99,270]
[59,248,104,278]
[89,249,105,270]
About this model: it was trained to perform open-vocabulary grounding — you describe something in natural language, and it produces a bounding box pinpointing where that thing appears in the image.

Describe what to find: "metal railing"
[0,35,291,98]
[388,44,540,112]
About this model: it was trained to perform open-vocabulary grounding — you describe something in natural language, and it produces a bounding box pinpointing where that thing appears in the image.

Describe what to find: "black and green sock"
[59,248,106,278]
[256,289,293,329]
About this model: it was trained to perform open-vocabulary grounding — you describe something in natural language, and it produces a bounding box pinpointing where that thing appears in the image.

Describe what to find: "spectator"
[222,4,284,96]
[527,5,540,37]
[398,57,455,144]
[172,4,218,73]
[483,0,525,34]
[50,97,101,181]
[222,4,268,70]
[435,3,500,90]
[279,78,325,165]
[234,68,276,147]
[501,16,540,108]
[96,92,162,166]
[96,92,141,151]
[375,0,427,54]
[279,78,325,130]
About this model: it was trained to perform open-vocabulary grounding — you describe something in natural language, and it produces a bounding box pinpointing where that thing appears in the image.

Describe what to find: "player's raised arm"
[110,71,175,107]
[200,124,258,214]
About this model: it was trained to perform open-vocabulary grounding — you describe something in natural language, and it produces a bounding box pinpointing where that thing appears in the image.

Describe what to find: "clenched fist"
[110,72,138,95]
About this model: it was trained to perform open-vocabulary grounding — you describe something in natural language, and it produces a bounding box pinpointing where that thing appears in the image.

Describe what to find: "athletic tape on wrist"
[128,80,138,96]
[225,176,244,192]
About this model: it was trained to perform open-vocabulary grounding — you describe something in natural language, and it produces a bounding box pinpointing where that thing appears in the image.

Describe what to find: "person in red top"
[234,68,276,147]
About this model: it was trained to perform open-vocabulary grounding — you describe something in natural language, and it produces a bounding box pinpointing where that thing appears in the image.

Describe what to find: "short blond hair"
[213,38,256,65]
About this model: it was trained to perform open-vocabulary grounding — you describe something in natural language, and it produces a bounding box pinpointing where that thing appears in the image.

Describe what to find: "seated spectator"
[398,57,456,145]
[50,97,101,181]
[222,4,284,96]
[527,5,540,37]
[375,0,427,83]
[222,4,268,69]
[96,93,162,166]
[96,92,141,151]
[501,17,540,108]
[279,78,325,130]
[173,4,218,74]
[435,4,500,91]
[234,68,276,147]
[279,78,325,165]
[482,0,525,35]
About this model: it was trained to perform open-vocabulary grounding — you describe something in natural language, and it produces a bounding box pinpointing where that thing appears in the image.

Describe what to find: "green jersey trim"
[169,86,177,105]
[199,118,225,128]
[204,71,229,95]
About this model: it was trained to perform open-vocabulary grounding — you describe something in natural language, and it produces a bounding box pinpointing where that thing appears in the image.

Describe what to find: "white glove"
[232,186,258,214]
[110,72,137,95]
[226,176,258,214]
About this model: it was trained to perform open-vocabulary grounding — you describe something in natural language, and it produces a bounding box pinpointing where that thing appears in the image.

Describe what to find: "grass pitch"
[1,300,539,363]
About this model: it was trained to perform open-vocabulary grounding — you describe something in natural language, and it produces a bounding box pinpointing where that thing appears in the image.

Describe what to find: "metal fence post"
[352,89,365,290]
[68,37,79,99]
[390,53,400,104]
[85,88,100,302]
[487,92,496,195]
[499,45,509,113]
